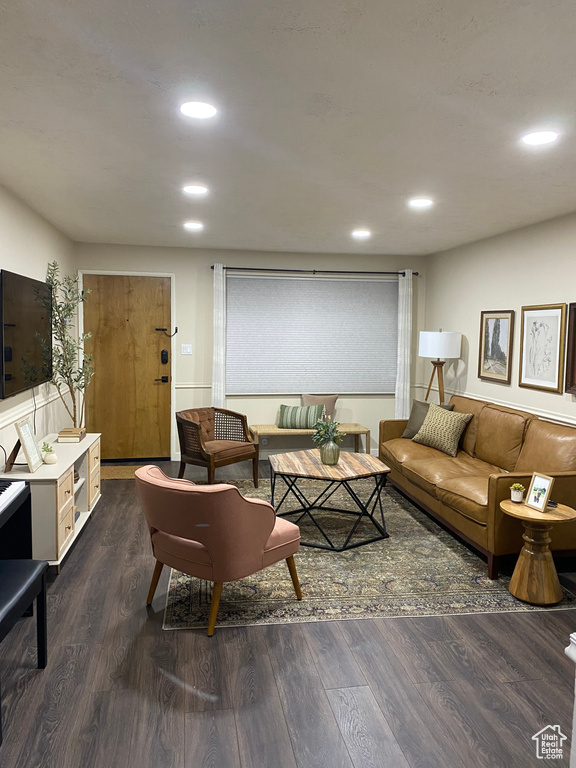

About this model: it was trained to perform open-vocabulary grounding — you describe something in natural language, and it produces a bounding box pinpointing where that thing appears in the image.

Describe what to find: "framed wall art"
[519,303,566,393]
[565,303,576,394]
[478,310,514,384]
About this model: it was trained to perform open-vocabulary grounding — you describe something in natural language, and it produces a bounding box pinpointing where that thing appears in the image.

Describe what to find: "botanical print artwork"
[526,318,556,381]
[519,304,566,393]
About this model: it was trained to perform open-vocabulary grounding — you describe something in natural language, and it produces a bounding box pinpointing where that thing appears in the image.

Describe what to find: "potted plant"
[42,441,57,465]
[510,483,525,503]
[37,262,94,428]
[312,416,346,465]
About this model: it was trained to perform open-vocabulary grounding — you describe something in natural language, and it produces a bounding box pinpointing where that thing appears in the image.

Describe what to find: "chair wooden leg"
[178,461,186,479]
[286,555,302,600]
[207,582,223,636]
[252,457,259,488]
[207,459,215,485]
[147,560,164,605]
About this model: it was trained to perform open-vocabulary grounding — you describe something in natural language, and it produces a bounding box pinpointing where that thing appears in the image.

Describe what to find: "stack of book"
[58,427,87,443]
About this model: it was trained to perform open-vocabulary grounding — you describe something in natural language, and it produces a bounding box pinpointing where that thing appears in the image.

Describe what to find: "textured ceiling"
[1,0,576,255]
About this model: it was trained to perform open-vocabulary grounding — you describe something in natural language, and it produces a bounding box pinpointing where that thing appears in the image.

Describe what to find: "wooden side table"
[500,499,576,605]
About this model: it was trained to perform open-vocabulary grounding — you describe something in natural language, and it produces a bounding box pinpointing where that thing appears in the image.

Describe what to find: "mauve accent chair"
[176,407,259,487]
[135,465,302,636]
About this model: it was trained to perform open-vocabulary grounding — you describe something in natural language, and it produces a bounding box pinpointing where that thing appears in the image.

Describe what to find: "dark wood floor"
[1,460,575,767]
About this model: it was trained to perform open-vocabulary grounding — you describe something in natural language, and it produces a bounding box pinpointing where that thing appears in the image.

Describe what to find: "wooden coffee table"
[500,499,576,605]
[269,449,391,551]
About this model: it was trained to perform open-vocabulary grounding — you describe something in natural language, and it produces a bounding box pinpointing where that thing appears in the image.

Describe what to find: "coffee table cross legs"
[269,449,391,552]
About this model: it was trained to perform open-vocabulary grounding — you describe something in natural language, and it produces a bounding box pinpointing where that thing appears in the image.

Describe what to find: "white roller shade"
[226,276,398,394]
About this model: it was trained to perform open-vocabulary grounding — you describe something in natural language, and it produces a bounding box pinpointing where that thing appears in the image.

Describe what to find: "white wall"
[0,183,76,463]
[425,212,576,424]
[74,243,427,455]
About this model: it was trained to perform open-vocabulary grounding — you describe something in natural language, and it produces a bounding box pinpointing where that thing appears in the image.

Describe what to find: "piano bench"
[0,560,48,746]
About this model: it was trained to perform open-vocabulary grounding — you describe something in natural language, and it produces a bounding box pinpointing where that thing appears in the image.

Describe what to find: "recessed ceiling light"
[182,184,208,195]
[184,221,204,231]
[521,130,559,146]
[351,229,371,239]
[408,198,434,209]
[180,102,217,119]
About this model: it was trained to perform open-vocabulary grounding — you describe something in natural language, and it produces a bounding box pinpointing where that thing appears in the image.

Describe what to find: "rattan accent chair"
[176,407,259,486]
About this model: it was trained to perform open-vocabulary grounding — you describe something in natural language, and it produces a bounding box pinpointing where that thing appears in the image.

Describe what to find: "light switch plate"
[181,344,192,355]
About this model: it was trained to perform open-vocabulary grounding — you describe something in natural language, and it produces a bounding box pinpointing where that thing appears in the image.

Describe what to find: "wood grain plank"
[182,628,233,712]
[184,710,241,768]
[301,621,366,690]
[327,686,410,768]
[340,618,467,768]
[264,623,356,768]
[222,626,298,768]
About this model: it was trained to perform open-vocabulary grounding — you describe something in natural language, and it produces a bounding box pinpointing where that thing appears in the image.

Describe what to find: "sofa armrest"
[379,420,408,444]
[487,471,576,553]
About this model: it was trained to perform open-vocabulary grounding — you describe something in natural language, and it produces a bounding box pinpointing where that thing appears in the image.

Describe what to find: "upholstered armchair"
[135,465,302,635]
[176,407,259,486]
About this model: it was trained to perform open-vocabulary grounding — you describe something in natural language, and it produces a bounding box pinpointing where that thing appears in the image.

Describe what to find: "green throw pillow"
[277,404,324,429]
[412,403,473,457]
[402,400,454,439]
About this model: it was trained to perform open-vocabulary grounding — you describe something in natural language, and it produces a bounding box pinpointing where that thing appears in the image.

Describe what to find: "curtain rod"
[211,266,418,276]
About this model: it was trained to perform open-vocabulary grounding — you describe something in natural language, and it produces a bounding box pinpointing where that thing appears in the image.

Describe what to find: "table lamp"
[419,330,462,404]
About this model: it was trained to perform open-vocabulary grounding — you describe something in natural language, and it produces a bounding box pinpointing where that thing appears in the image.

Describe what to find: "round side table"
[500,499,576,605]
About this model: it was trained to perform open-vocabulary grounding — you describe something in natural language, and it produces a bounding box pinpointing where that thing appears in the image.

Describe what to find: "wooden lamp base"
[424,360,446,405]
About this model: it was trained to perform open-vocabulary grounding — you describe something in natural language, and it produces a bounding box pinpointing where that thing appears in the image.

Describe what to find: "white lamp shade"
[419,331,462,359]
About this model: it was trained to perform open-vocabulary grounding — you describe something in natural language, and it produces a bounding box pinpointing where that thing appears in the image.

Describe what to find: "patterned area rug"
[163,479,576,630]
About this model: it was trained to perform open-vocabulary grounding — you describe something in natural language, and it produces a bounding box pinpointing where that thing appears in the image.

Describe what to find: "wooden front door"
[83,274,171,460]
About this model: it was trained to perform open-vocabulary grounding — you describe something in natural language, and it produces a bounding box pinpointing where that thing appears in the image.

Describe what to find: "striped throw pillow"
[277,404,325,429]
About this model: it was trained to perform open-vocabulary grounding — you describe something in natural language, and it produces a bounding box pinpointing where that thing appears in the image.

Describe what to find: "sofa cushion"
[413,405,473,457]
[402,457,477,497]
[401,400,454,439]
[277,404,324,428]
[436,476,491,524]
[449,395,487,456]
[380,438,448,472]
[204,440,257,460]
[515,419,576,472]
[474,406,530,472]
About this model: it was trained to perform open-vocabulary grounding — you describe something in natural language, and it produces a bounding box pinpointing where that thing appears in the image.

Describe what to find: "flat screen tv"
[1,270,53,399]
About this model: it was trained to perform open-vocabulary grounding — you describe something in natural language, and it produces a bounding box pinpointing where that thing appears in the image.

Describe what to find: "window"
[226,276,398,394]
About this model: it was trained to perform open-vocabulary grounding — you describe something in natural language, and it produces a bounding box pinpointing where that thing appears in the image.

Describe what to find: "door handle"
[154,376,169,383]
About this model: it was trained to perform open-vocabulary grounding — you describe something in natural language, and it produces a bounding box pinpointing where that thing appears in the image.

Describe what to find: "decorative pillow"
[402,400,454,439]
[277,404,325,429]
[412,404,473,457]
[302,394,339,420]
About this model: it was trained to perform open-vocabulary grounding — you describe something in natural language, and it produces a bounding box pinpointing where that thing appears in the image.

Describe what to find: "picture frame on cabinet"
[519,303,566,393]
[565,303,576,394]
[15,417,43,473]
[478,310,514,384]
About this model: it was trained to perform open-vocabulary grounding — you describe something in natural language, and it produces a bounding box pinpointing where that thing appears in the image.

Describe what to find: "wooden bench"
[249,423,371,454]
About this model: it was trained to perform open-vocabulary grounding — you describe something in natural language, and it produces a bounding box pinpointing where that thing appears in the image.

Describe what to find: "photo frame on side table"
[15,417,43,473]
[519,303,566,393]
[478,310,514,384]
[565,303,576,394]
[525,472,555,512]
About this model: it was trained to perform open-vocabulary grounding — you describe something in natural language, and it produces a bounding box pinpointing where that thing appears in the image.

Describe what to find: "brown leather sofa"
[379,395,576,578]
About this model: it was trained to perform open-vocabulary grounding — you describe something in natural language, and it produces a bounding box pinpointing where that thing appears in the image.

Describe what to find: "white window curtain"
[225,276,398,394]
[211,263,227,407]
[394,269,413,418]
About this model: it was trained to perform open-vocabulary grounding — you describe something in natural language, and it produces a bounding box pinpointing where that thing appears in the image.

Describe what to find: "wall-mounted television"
[1,270,53,399]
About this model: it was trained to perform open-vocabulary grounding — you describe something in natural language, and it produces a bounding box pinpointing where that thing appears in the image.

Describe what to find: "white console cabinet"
[2,433,101,569]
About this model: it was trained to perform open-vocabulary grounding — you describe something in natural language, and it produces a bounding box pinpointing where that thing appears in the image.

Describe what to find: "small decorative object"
[519,304,566,393]
[478,310,514,384]
[509,483,525,503]
[312,416,345,465]
[525,472,554,512]
[42,441,58,465]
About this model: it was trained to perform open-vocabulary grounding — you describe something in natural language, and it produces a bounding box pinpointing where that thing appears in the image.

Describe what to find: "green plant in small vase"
[41,441,57,465]
[312,416,346,465]
[510,483,525,503]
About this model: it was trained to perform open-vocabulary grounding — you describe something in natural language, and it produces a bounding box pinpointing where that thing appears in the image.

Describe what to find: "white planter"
[510,489,523,503]
[43,452,58,465]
